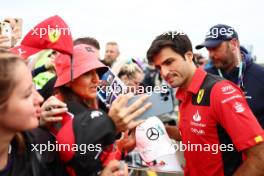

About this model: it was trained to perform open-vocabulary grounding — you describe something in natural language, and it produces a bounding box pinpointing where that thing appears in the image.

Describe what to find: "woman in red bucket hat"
[46,44,151,176]
[0,49,129,176]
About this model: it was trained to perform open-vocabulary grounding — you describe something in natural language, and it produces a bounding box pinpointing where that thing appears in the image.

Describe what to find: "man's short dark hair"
[147,31,193,63]
[74,37,100,50]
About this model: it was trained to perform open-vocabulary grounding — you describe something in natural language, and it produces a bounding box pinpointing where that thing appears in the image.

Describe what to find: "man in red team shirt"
[146,31,264,176]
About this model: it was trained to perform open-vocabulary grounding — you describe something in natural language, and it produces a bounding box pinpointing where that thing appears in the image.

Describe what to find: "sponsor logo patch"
[221,85,236,95]
[233,102,245,113]
[197,89,204,104]
[193,110,201,122]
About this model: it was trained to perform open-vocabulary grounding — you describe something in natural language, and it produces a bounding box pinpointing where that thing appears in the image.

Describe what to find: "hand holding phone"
[1,17,23,47]
[108,93,152,132]
[0,21,12,48]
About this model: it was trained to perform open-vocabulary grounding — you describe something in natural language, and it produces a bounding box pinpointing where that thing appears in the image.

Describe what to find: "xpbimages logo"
[172,141,234,154]
[205,27,234,39]
[31,25,71,39]
[97,84,169,97]
[31,141,101,155]
[162,29,186,38]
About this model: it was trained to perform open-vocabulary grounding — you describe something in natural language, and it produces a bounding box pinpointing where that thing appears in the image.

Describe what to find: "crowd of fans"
[0,15,264,176]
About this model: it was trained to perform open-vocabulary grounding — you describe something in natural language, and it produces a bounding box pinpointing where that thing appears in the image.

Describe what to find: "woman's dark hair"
[56,85,98,109]
[57,86,83,103]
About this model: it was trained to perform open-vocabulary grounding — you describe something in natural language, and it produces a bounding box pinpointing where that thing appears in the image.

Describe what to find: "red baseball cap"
[10,15,73,59]
[55,44,108,87]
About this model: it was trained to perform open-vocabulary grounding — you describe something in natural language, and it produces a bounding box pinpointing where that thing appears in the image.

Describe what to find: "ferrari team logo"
[254,135,263,143]
[48,28,61,43]
[197,89,205,104]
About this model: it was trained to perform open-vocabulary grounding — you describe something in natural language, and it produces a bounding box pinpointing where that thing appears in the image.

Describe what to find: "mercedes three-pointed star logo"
[146,127,159,140]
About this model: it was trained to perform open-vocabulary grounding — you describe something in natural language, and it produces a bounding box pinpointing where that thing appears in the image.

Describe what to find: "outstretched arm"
[234,142,264,176]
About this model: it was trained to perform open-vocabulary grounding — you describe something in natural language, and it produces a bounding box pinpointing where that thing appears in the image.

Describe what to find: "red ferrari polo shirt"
[176,68,264,176]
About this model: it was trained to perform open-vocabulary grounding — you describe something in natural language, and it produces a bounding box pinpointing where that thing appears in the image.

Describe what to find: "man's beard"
[212,58,230,69]
[212,45,235,72]
[103,58,115,67]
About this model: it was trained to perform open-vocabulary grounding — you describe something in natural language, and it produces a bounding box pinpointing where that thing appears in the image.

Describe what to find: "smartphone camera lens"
[163,96,169,101]
[160,89,170,96]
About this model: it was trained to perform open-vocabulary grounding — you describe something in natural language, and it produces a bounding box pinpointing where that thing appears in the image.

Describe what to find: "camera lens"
[163,96,169,101]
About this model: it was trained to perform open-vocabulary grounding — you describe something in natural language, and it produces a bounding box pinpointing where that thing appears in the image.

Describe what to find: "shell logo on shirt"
[193,110,201,122]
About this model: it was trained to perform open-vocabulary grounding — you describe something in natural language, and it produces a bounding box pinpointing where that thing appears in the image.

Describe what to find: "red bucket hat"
[55,44,108,87]
[10,15,73,59]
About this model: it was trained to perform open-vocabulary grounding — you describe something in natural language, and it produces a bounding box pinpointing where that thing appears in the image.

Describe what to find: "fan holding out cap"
[47,43,152,176]
[135,116,183,172]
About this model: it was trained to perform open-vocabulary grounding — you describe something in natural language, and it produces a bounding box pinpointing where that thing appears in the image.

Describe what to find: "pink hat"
[54,44,108,87]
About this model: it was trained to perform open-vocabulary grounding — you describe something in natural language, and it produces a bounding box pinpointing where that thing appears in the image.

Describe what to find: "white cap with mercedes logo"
[135,116,183,172]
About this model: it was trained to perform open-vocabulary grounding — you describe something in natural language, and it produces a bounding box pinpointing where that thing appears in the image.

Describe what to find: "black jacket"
[2,128,68,176]
[206,46,264,128]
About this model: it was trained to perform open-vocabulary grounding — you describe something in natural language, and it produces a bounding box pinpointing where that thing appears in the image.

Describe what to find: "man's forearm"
[234,158,264,176]
[165,125,181,141]
[234,143,264,176]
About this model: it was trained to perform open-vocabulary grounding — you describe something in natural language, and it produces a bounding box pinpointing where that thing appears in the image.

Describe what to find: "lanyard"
[217,62,244,90]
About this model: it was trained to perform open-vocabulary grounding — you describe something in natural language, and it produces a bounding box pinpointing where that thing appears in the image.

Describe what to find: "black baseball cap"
[195,24,238,50]
[56,101,116,175]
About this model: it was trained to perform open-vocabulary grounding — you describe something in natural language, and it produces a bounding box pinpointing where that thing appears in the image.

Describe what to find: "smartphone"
[97,69,127,107]
[0,21,12,47]
[127,87,174,120]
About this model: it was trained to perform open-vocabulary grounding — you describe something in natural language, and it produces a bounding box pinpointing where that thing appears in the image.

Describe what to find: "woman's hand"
[116,129,137,153]
[0,35,11,49]
[39,96,68,126]
[100,160,128,176]
[108,92,151,132]
[4,17,22,47]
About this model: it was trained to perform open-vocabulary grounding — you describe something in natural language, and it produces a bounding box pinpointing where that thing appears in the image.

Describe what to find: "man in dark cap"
[196,24,264,129]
